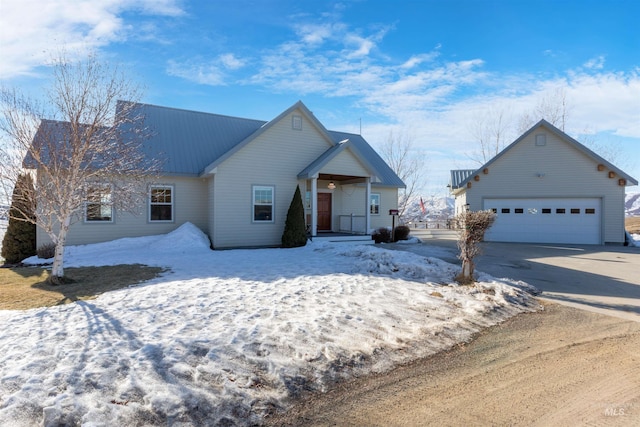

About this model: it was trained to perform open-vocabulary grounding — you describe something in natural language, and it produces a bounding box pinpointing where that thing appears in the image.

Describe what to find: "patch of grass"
[626,216,640,234]
[0,264,165,310]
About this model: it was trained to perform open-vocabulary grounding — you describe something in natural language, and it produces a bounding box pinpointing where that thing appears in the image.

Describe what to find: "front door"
[317,192,332,231]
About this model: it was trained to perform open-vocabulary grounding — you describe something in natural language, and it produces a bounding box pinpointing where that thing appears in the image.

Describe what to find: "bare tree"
[454,209,496,284]
[377,130,426,219]
[467,105,512,165]
[518,87,570,134]
[0,53,159,284]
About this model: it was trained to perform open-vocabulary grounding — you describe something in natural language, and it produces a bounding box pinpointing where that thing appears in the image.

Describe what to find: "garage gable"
[451,120,637,244]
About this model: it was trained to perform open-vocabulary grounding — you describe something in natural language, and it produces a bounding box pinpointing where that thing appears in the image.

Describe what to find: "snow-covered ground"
[0,223,540,426]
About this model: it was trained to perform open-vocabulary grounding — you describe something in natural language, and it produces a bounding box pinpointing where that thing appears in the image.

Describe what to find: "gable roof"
[124,100,404,187]
[451,119,638,192]
[201,100,334,175]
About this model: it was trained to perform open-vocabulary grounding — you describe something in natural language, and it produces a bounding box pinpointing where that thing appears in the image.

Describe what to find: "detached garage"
[450,120,637,245]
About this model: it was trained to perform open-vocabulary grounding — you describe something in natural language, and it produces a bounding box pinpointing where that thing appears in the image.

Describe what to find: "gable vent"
[535,134,546,146]
[292,115,302,130]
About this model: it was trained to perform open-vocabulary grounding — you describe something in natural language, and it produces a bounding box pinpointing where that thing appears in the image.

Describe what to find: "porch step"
[311,234,375,245]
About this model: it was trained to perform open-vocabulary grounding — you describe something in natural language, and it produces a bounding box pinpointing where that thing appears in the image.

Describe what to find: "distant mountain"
[402,195,454,224]
[626,193,640,217]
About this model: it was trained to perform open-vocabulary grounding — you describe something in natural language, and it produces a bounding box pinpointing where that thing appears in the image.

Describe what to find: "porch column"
[311,177,318,237]
[365,177,371,234]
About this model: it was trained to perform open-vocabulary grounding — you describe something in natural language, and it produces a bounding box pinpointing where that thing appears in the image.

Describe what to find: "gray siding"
[37,176,209,246]
[211,109,335,248]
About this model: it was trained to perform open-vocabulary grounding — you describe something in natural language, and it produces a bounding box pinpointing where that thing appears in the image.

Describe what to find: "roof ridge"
[121,100,267,124]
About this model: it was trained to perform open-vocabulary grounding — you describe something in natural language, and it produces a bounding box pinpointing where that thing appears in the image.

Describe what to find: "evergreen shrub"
[281,186,307,248]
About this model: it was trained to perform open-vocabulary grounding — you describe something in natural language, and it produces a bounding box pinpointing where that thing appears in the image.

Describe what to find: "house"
[449,120,637,245]
[33,101,405,249]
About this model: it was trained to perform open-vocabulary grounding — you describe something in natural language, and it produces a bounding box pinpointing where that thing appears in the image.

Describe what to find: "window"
[585,208,596,214]
[149,185,173,222]
[535,134,547,146]
[528,208,538,214]
[556,208,566,214]
[515,208,524,214]
[501,208,510,214]
[85,184,113,222]
[253,185,274,222]
[370,193,380,215]
[571,208,580,214]
[542,208,551,214]
[491,208,497,213]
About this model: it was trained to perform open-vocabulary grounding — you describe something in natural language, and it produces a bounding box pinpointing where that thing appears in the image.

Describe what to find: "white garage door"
[483,198,601,244]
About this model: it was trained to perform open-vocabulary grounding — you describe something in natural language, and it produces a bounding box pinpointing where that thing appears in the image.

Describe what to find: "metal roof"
[124,101,405,186]
[449,169,476,189]
[127,102,266,176]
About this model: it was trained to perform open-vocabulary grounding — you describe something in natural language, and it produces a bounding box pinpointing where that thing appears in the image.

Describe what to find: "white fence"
[338,214,367,234]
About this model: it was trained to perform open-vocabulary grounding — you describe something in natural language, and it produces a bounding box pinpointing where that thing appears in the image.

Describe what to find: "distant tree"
[1,173,36,264]
[454,209,496,284]
[0,53,158,284]
[378,131,426,219]
[281,185,307,248]
[467,105,512,165]
[517,87,570,134]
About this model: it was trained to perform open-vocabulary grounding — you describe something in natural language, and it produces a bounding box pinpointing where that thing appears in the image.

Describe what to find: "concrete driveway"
[390,239,640,322]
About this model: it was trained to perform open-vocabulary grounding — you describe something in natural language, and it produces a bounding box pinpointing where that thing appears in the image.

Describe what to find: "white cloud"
[401,52,440,69]
[219,53,245,70]
[583,55,606,70]
[0,0,184,78]
[167,59,226,86]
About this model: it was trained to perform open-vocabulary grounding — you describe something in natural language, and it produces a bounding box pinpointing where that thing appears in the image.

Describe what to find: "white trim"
[311,178,317,236]
[149,184,175,223]
[370,192,380,215]
[252,185,275,223]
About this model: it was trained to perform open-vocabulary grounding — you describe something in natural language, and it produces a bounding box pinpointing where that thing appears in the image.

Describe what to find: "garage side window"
[585,208,596,214]
[149,185,174,222]
[571,208,580,214]
[253,185,274,222]
[515,208,524,214]
[501,208,510,213]
[556,208,566,214]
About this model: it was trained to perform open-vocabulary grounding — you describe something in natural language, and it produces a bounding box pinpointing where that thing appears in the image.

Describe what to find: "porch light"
[327,181,336,190]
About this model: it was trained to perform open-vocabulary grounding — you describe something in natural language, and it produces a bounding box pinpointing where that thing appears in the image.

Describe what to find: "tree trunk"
[50,216,70,285]
[460,257,474,284]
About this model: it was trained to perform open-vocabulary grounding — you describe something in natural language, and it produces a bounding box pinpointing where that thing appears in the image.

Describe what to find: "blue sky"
[1,0,639,196]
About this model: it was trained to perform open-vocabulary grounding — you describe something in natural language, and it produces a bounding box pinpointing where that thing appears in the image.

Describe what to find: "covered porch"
[303,173,374,238]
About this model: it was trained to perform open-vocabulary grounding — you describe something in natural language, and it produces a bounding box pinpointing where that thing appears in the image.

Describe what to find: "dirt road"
[267,302,640,426]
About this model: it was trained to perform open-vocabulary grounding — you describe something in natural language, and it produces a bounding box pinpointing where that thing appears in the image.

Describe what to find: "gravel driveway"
[268,303,640,426]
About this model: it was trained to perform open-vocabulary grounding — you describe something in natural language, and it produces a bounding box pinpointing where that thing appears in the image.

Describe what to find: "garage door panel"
[483,198,601,244]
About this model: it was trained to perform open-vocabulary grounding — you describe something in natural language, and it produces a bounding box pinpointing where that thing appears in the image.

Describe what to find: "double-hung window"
[253,185,274,222]
[85,184,113,222]
[370,193,380,215]
[149,185,174,222]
